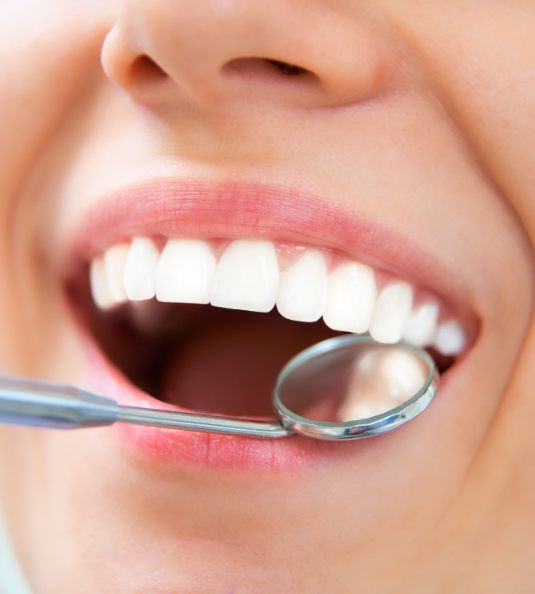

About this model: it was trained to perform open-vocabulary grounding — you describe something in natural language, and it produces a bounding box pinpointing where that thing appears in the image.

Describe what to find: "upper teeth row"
[89,237,466,356]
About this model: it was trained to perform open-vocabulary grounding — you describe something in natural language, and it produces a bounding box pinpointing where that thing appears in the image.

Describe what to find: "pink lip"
[64,178,472,472]
[79,329,343,472]
[66,179,473,313]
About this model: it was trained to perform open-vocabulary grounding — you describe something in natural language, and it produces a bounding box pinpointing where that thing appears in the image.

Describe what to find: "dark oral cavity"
[66,267,454,420]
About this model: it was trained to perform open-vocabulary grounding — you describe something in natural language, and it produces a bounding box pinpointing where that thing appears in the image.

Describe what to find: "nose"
[102,0,392,111]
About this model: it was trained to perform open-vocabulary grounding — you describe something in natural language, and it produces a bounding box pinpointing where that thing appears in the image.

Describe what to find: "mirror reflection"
[277,342,428,423]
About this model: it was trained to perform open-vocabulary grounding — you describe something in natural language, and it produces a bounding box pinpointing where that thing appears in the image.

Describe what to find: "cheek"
[0,3,114,371]
[392,1,535,244]
[441,65,535,249]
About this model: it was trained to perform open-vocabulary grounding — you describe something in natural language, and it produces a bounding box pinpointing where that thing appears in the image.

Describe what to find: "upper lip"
[63,177,477,328]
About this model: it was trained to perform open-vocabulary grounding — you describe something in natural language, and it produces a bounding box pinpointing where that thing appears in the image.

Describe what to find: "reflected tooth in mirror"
[276,249,328,322]
[124,237,160,301]
[210,239,279,312]
[89,257,115,310]
[156,239,217,304]
[103,244,129,303]
[402,301,439,347]
[337,347,426,421]
[338,401,388,421]
[373,349,427,400]
[434,319,465,355]
[323,262,377,333]
[370,281,413,343]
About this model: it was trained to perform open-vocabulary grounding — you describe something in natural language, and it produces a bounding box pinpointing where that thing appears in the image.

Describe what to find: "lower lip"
[78,328,361,472]
[69,287,462,472]
[74,311,464,472]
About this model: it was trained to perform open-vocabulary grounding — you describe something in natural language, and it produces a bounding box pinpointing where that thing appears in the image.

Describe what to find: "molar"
[434,319,466,355]
[402,301,439,347]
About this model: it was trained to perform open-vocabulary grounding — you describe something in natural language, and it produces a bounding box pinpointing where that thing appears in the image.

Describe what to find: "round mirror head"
[273,334,439,440]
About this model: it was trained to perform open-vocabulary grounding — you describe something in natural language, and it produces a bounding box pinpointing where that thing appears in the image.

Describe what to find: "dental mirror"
[273,334,438,439]
[0,334,438,440]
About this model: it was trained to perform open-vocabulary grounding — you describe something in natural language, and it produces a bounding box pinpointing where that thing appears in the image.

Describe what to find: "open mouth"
[62,180,477,469]
[69,238,467,415]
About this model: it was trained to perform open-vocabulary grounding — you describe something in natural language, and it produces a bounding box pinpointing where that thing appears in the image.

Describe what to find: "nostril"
[129,55,168,85]
[264,59,309,77]
[222,57,320,85]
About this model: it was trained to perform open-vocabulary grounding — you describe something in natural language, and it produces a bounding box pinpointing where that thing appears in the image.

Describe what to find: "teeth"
[89,237,467,354]
[402,302,439,347]
[370,281,413,344]
[276,249,328,322]
[156,239,216,304]
[434,319,466,355]
[211,240,279,312]
[103,244,129,304]
[124,237,160,301]
[323,263,377,333]
[375,349,427,400]
[89,257,115,310]
[337,347,426,421]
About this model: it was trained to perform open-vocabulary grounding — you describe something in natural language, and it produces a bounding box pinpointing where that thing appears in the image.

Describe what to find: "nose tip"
[102,0,392,111]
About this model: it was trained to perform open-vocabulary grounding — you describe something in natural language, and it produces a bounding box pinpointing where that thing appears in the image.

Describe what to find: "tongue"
[161,311,336,417]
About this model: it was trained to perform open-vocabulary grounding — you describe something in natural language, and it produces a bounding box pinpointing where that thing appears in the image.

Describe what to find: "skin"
[0,1,534,592]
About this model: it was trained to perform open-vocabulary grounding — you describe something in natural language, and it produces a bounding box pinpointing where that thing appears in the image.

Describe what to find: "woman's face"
[1,1,534,592]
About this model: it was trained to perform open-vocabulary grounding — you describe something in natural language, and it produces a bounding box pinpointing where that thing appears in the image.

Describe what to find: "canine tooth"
[434,320,465,355]
[370,281,413,343]
[103,244,129,303]
[156,239,217,304]
[211,240,279,312]
[323,263,377,333]
[123,237,160,301]
[402,302,439,346]
[276,249,328,322]
[89,257,115,310]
